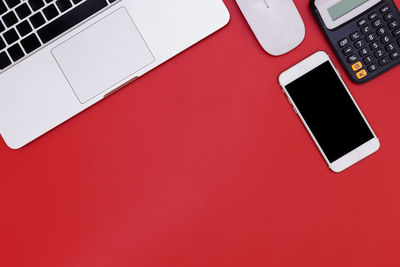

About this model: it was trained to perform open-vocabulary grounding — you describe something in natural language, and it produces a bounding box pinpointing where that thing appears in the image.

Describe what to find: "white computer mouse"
[236,0,305,56]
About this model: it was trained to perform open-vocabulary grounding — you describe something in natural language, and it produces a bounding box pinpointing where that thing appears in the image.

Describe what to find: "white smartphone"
[278,51,380,173]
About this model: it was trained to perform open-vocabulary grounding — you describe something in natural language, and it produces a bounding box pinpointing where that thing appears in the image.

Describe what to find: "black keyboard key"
[0,51,12,69]
[29,12,45,28]
[0,1,7,16]
[16,20,32,36]
[5,0,20,9]
[368,64,378,72]
[2,11,18,27]
[397,38,400,47]
[0,36,5,49]
[21,33,40,53]
[56,0,72,12]
[15,3,32,20]
[38,0,109,44]
[7,43,24,61]
[0,20,4,33]
[390,51,400,59]
[28,0,44,11]
[379,57,390,66]
[3,28,18,44]
[389,20,399,29]
[43,4,58,20]
[72,0,83,4]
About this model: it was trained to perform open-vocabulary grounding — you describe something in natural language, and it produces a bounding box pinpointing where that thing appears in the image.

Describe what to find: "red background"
[1,0,400,266]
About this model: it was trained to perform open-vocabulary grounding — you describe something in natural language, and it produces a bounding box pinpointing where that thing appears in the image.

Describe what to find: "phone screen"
[285,61,374,163]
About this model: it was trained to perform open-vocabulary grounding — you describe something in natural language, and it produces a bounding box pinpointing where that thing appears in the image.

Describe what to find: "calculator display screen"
[285,61,374,163]
[328,0,370,21]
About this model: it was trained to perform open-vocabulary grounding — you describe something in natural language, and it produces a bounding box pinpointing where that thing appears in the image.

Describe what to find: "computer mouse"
[236,0,305,56]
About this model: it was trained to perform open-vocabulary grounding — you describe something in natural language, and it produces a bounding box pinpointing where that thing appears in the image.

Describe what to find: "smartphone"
[278,51,380,172]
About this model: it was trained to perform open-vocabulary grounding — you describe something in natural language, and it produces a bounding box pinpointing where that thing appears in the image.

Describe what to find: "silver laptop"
[0,0,229,149]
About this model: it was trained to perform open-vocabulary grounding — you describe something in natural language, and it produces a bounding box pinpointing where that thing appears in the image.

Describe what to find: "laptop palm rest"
[52,8,155,104]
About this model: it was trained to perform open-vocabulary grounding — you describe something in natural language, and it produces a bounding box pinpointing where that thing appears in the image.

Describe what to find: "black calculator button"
[384,12,395,22]
[361,25,372,34]
[375,49,385,58]
[380,6,390,14]
[369,12,379,20]
[374,49,385,57]
[386,43,395,52]
[397,38,400,46]
[350,31,361,41]
[364,55,374,64]
[338,38,350,47]
[358,18,368,27]
[377,27,387,36]
[359,48,369,57]
[368,64,378,72]
[379,57,390,66]
[370,41,380,50]
[343,46,353,55]
[389,20,399,29]
[354,39,365,49]
[390,51,400,59]
[347,54,358,63]
[372,19,383,28]
[393,28,400,37]
[381,35,392,44]
[366,33,376,42]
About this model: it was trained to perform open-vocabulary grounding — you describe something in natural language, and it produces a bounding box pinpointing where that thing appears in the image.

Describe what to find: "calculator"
[311,0,400,83]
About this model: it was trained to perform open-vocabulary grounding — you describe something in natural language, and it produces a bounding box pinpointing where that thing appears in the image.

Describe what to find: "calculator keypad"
[333,0,400,83]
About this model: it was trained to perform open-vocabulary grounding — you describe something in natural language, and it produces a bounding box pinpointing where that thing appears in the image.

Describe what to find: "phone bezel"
[278,51,380,173]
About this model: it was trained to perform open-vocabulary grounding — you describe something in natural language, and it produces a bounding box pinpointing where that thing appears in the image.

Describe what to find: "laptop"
[0,0,230,149]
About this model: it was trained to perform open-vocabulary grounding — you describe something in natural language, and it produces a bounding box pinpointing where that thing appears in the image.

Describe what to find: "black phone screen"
[285,61,374,163]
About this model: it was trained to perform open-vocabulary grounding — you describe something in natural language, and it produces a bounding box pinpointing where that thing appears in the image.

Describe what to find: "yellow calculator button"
[356,69,367,79]
[352,61,363,71]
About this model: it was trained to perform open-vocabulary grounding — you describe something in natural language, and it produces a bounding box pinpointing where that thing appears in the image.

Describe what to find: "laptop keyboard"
[0,0,118,71]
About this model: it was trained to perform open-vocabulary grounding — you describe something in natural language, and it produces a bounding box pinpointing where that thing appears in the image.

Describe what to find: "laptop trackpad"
[52,8,154,103]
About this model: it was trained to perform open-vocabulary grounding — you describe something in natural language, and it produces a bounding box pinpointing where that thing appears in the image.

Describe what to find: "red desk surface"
[1,1,400,266]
